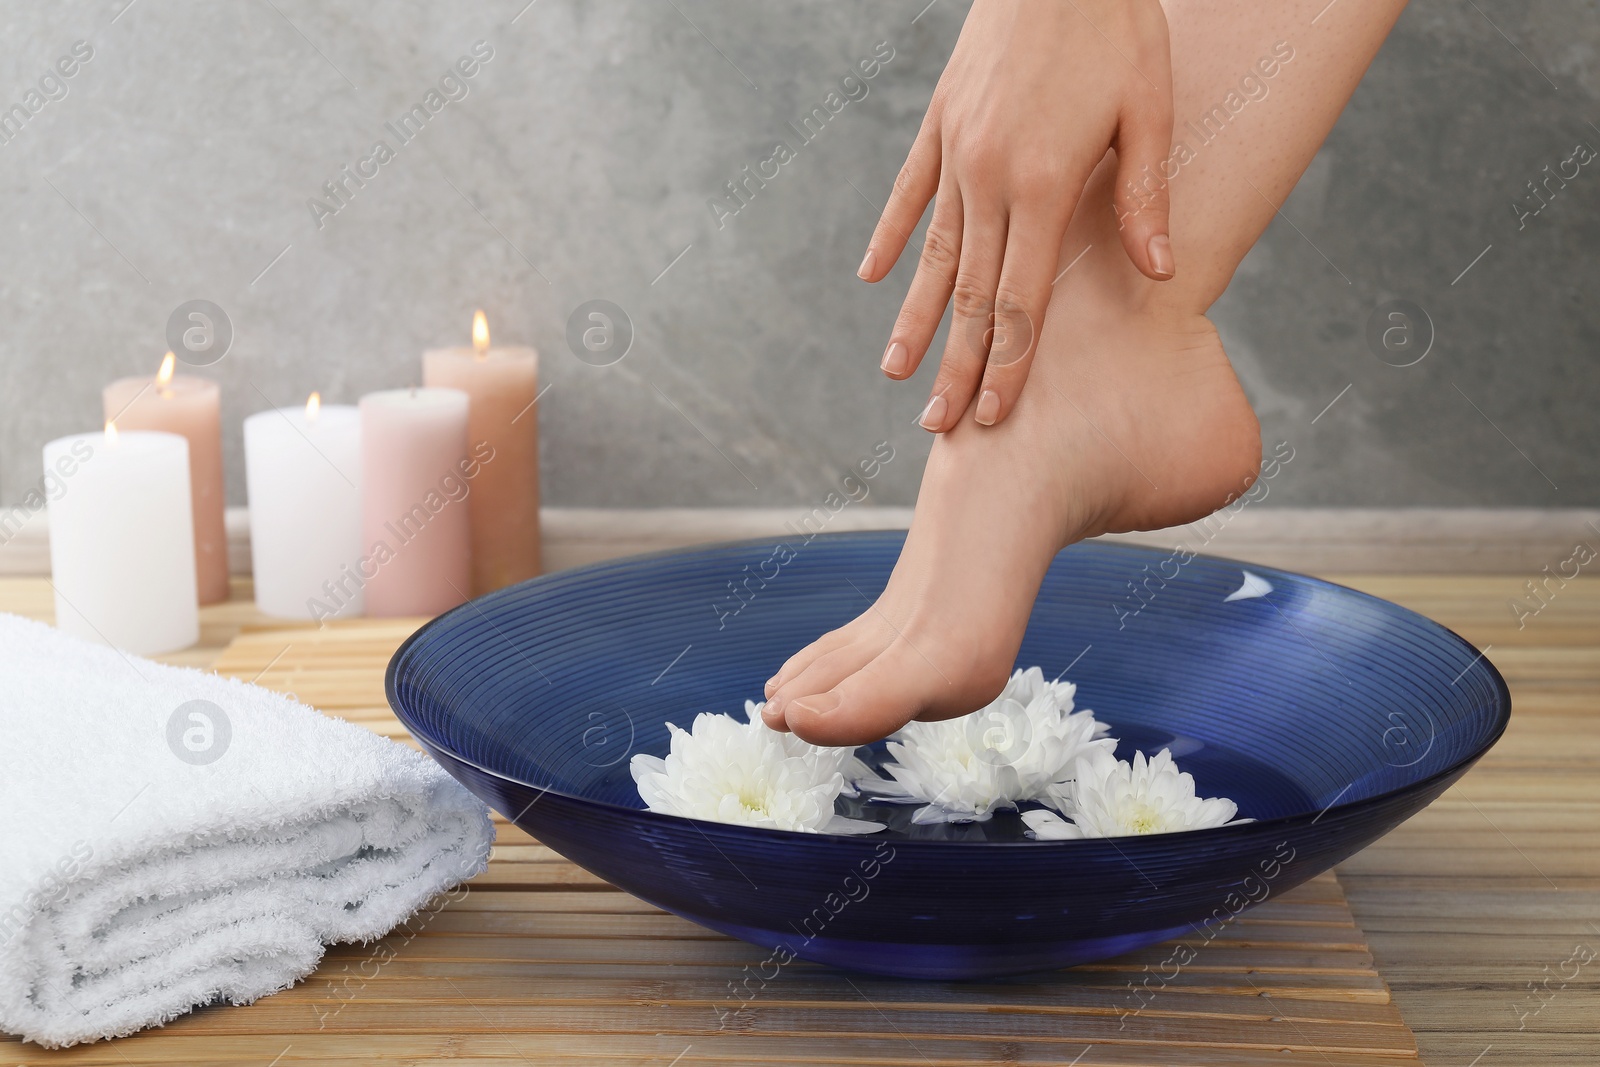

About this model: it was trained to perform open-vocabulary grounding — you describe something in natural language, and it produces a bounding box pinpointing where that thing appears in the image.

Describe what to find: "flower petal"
[1021,808,1082,840]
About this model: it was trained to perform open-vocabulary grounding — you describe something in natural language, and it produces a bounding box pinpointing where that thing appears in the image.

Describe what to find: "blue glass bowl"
[387,533,1508,979]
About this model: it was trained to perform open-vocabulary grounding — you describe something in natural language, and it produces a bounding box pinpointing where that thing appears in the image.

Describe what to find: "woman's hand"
[862,0,1175,431]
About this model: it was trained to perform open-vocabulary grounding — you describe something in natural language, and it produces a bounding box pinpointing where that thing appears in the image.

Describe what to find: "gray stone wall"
[1,0,1595,509]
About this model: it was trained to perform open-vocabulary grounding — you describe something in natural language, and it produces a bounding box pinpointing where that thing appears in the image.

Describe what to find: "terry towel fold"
[0,613,495,1048]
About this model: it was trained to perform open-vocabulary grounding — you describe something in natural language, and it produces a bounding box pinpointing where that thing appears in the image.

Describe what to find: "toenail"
[1147,233,1174,279]
[918,394,948,432]
[763,675,779,696]
[791,692,841,717]
[857,248,877,280]
[974,389,1001,426]
[881,340,908,376]
[763,696,785,719]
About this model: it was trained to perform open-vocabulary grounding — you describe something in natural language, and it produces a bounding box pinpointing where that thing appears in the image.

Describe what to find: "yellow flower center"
[1127,805,1162,834]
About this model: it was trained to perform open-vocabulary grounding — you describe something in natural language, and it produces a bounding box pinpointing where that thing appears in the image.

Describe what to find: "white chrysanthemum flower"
[1022,748,1246,840]
[855,667,1116,825]
[630,700,882,835]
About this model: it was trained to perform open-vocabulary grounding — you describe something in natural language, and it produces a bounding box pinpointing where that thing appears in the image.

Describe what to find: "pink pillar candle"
[422,312,541,593]
[359,387,473,617]
[102,354,227,604]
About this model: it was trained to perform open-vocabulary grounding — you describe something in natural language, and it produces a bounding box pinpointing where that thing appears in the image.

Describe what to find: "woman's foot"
[758,0,1417,748]
[761,274,1261,747]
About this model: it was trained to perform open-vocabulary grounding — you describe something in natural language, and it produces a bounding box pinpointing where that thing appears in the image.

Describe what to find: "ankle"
[1044,235,1208,335]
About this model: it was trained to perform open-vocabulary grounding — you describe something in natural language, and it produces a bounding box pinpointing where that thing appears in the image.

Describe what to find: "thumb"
[1112,99,1176,281]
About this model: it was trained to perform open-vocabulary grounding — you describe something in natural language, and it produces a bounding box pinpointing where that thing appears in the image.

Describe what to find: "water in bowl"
[840,720,1319,842]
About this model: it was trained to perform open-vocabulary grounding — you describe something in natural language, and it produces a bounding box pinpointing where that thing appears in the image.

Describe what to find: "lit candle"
[423,310,541,593]
[243,394,363,620]
[44,424,199,655]
[359,387,472,617]
[102,353,228,604]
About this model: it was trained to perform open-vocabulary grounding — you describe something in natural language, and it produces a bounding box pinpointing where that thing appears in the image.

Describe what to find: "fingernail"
[881,340,908,376]
[762,696,784,720]
[974,389,1001,426]
[857,248,876,280]
[792,692,841,717]
[1147,234,1174,279]
[764,675,779,697]
[918,393,948,432]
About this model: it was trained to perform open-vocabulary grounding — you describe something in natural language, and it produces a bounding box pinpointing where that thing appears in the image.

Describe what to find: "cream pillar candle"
[359,387,472,617]
[422,311,541,593]
[44,426,199,655]
[243,395,363,620]
[102,353,228,604]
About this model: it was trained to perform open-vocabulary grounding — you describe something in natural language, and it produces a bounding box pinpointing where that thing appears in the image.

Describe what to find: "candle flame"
[156,351,176,387]
[105,420,118,446]
[472,309,489,356]
[306,391,322,421]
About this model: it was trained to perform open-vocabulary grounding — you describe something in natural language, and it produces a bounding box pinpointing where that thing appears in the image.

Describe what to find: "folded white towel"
[0,613,494,1048]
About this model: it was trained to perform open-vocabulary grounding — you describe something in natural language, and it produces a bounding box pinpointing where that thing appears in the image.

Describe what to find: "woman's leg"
[1117,0,1411,314]
[763,0,1412,745]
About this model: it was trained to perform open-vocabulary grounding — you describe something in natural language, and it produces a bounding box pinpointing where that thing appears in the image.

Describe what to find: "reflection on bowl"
[387,533,1508,979]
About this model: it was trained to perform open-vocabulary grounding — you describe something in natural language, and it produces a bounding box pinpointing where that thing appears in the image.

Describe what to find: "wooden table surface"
[0,572,1595,1066]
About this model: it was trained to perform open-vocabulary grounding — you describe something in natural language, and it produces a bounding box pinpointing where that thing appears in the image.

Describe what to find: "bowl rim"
[386,531,1512,851]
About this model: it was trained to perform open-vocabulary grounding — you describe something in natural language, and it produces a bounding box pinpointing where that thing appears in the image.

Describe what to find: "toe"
[770,639,883,718]
[764,625,887,730]
[764,619,865,700]
[785,639,953,747]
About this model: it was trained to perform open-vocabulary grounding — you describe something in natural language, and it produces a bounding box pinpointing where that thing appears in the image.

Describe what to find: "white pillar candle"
[44,427,199,655]
[359,387,472,617]
[243,395,363,620]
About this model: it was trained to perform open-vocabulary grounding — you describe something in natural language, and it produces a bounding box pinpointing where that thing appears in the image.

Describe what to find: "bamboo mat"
[5,619,1423,1066]
[3,573,1598,1063]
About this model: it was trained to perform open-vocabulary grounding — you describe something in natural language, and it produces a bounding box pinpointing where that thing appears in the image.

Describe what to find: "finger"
[880,176,964,383]
[970,212,1064,427]
[918,199,1006,432]
[1112,89,1177,281]
[860,118,941,283]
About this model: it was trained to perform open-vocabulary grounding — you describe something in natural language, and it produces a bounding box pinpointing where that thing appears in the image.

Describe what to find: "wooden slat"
[0,1031,1434,1067]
